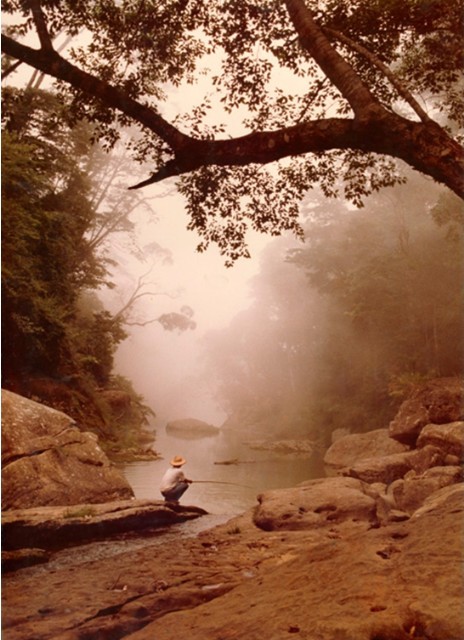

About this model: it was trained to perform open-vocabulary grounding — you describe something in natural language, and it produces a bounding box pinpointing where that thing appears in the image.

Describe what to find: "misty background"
[98,178,269,427]
[3,21,463,457]
[99,162,463,447]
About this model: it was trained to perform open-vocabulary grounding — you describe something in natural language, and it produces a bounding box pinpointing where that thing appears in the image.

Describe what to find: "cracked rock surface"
[2,484,463,640]
[3,379,463,639]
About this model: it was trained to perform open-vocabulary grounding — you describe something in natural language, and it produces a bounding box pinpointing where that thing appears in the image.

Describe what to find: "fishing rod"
[192,480,254,489]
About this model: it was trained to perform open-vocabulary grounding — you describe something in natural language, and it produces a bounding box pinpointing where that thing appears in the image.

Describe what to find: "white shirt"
[160,467,186,492]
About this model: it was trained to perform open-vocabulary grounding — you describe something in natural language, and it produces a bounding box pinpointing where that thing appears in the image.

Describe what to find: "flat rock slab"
[2,499,207,551]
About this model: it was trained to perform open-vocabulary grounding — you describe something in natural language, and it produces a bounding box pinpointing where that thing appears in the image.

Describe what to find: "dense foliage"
[203,175,464,444]
[2,0,463,263]
[1,88,155,454]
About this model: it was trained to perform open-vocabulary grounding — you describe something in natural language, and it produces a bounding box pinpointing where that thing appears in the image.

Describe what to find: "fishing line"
[192,480,254,489]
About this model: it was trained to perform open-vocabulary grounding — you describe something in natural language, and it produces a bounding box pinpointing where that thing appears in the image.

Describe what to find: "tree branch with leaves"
[2,0,463,262]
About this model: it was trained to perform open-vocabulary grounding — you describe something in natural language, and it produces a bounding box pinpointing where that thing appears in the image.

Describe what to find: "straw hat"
[170,455,186,467]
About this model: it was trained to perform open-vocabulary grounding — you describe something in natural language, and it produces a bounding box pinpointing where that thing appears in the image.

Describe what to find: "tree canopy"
[2,0,463,262]
[1,88,123,385]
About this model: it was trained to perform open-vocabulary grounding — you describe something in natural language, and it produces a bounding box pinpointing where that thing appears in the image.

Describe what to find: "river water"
[6,427,326,583]
[122,426,326,518]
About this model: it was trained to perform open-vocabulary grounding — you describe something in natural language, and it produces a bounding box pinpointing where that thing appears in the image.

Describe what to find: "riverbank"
[3,483,462,640]
[3,378,463,639]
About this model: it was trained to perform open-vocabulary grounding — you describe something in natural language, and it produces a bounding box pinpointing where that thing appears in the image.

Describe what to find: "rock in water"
[166,418,220,438]
[2,500,207,551]
[1,389,134,509]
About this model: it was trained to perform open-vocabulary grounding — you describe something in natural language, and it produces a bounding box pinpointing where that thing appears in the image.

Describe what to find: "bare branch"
[296,78,329,123]
[111,266,178,325]
[2,58,23,80]
[121,316,163,328]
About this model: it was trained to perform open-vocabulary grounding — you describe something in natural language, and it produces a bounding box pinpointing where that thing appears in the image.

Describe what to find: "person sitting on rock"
[160,455,192,503]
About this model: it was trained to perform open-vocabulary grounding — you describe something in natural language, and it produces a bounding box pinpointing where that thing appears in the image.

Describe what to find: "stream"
[122,426,326,517]
[7,426,325,582]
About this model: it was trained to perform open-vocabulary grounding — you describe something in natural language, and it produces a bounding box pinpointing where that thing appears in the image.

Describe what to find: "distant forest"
[2,0,463,453]
[202,174,464,445]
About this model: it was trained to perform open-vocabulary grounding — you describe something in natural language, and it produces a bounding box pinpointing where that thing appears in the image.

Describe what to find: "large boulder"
[388,377,464,445]
[166,418,220,438]
[416,421,464,460]
[1,390,134,510]
[388,466,463,514]
[343,445,447,485]
[409,481,464,520]
[253,476,377,531]
[324,428,409,472]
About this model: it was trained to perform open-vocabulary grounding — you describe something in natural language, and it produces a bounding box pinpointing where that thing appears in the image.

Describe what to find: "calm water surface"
[122,426,325,517]
[7,427,326,582]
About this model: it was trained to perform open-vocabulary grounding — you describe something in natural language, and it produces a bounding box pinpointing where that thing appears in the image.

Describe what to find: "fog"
[5,11,463,448]
[105,169,463,443]
[103,184,270,427]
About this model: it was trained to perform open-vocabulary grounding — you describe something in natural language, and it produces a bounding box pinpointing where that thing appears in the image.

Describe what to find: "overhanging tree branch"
[1,34,189,150]
[323,27,432,123]
[2,18,463,199]
[128,117,464,199]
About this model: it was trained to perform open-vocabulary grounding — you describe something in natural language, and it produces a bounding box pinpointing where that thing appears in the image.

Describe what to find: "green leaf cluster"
[2,90,109,383]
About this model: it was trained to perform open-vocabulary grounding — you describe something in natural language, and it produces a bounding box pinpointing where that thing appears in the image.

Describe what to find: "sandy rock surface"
[3,485,463,640]
[3,379,463,639]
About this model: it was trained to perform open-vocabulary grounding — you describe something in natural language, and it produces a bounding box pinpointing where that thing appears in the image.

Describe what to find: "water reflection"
[122,426,325,516]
